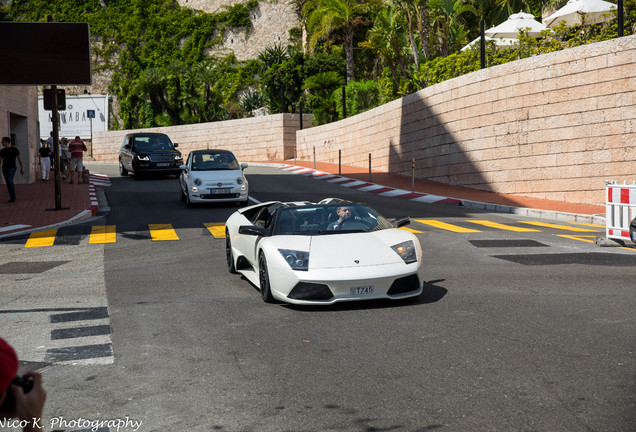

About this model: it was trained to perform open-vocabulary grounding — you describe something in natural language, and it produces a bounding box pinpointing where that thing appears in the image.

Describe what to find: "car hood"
[309,232,403,269]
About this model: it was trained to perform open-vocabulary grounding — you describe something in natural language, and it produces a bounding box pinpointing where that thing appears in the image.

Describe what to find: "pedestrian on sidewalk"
[68,136,87,184]
[60,137,70,180]
[0,137,25,203]
[38,141,51,181]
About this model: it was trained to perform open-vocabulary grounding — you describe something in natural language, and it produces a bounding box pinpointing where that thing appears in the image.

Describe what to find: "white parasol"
[544,0,617,27]
[461,36,518,51]
[485,12,549,38]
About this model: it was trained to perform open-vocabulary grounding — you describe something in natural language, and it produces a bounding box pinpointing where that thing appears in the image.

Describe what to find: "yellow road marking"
[399,226,423,233]
[204,223,226,238]
[89,225,117,244]
[148,224,179,241]
[414,220,481,233]
[25,229,58,248]
[467,220,541,232]
[557,235,597,244]
[519,221,600,232]
[568,222,605,228]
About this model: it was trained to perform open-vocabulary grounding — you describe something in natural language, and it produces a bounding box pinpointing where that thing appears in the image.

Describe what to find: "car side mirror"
[124,144,131,149]
[179,164,187,170]
[391,217,410,228]
[239,225,269,237]
[241,163,248,170]
[173,143,179,148]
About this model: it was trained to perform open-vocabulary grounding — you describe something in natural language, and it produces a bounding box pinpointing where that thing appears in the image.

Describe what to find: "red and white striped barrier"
[606,180,636,241]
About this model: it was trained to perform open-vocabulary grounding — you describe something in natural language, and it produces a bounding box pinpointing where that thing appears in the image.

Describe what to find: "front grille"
[199,193,241,199]
[149,154,174,162]
[288,282,333,301]
[387,274,420,295]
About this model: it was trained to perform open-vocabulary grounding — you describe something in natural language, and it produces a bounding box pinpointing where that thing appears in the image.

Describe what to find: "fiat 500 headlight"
[194,178,202,186]
[391,240,417,264]
[278,249,309,271]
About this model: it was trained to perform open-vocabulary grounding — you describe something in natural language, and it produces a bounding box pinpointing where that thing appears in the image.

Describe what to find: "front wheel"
[226,233,238,274]
[258,253,274,303]
[186,190,194,208]
[119,160,128,176]
[133,168,142,181]
[180,185,186,202]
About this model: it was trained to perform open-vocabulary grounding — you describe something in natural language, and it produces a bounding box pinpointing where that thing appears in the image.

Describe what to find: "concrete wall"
[0,86,40,184]
[91,113,313,163]
[297,36,636,207]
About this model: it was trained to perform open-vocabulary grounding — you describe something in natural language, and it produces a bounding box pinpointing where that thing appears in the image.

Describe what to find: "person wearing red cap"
[0,338,47,431]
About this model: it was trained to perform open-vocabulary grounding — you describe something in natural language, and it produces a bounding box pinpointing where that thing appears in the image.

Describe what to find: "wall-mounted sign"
[39,95,109,140]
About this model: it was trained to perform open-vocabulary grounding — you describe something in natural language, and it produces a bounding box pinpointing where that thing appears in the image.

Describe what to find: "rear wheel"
[259,253,274,303]
[226,233,238,274]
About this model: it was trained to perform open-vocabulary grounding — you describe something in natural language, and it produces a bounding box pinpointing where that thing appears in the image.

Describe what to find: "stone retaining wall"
[297,36,636,207]
[91,113,313,163]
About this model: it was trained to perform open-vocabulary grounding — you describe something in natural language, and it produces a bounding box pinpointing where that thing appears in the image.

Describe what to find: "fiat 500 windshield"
[191,152,240,171]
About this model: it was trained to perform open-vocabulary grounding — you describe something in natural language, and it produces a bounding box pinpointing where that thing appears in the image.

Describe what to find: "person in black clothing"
[38,141,51,181]
[0,137,24,203]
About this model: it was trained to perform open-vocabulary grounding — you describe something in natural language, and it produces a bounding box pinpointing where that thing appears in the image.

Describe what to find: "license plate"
[156,163,170,167]
[350,285,374,295]
[212,188,230,194]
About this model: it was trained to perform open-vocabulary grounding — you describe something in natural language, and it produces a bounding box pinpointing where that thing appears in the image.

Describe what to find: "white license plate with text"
[350,286,374,295]
[212,189,230,194]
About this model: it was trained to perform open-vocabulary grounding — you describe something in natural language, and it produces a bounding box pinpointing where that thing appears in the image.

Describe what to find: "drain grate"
[0,261,69,274]
[469,239,549,248]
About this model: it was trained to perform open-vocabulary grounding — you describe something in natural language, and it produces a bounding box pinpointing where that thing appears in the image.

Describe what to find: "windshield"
[191,152,239,171]
[274,203,393,235]
[132,135,174,152]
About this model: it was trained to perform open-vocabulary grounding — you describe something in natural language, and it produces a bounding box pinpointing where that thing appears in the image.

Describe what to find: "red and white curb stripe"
[88,172,111,216]
[278,165,461,205]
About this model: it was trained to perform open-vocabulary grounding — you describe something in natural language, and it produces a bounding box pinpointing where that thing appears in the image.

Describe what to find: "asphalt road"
[1,163,634,432]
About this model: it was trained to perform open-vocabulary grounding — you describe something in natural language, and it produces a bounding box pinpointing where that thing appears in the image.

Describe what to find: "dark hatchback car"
[119,133,183,180]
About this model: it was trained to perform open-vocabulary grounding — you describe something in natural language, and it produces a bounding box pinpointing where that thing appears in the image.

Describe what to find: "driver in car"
[327,206,358,230]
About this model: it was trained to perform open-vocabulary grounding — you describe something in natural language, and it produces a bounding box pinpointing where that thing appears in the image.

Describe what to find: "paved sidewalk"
[0,160,605,238]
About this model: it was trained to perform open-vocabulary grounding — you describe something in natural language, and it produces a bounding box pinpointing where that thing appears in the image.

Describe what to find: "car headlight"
[391,240,417,264]
[236,177,244,185]
[279,249,309,271]
[194,178,202,186]
[191,186,199,192]
[175,154,182,160]
[137,154,149,161]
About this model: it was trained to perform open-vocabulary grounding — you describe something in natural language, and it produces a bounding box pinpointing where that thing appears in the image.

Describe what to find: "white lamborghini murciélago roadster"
[225,198,424,305]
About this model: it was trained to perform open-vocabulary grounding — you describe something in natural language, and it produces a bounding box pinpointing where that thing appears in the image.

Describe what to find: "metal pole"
[411,159,415,192]
[368,153,371,182]
[338,149,341,175]
[618,0,624,37]
[313,146,316,169]
[90,117,93,159]
[299,101,303,130]
[294,144,296,166]
[52,86,62,210]
[342,86,346,119]
[480,20,486,69]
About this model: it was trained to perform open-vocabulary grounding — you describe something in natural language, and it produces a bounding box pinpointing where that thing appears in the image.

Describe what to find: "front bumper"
[190,187,248,203]
[137,162,182,174]
[267,261,424,305]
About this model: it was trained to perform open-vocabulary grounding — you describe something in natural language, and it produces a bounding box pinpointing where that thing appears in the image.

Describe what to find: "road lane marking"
[568,222,605,228]
[204,223,226,238]
[148,224,179,241]
[414,220,481,233]
[89,226,117,244]
[519,221,600,232]
[466,220,541,232]
[399,226,423,233]
[557,235,597,243]
[25,229,58,247]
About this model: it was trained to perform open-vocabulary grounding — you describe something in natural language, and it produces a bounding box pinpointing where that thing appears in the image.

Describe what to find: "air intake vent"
[387,274,420,296]
[288,282,333,301]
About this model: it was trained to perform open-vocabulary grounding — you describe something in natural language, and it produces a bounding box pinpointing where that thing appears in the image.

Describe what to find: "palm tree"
[303,0,371,83]
[430,0,476,56]
[392,0,421,69]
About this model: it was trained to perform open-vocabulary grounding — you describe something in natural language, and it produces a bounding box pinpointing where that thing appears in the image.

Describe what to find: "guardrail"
[606,180,636,241]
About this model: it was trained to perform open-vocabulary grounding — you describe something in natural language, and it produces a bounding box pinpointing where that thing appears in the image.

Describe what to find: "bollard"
[294,144,296,166]
[313,146,316,169]
[338,149,341,176]
[368,153,372,182]
[411,159,415,192]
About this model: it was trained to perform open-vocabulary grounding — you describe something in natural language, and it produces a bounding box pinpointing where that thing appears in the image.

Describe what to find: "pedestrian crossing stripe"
[25,228,58,247]
[466,220,541,232]
[518,221,600,232]
[204,223,225,238]
[89,225,116,244]
[414,220,481,233]
[148,224,180,241]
